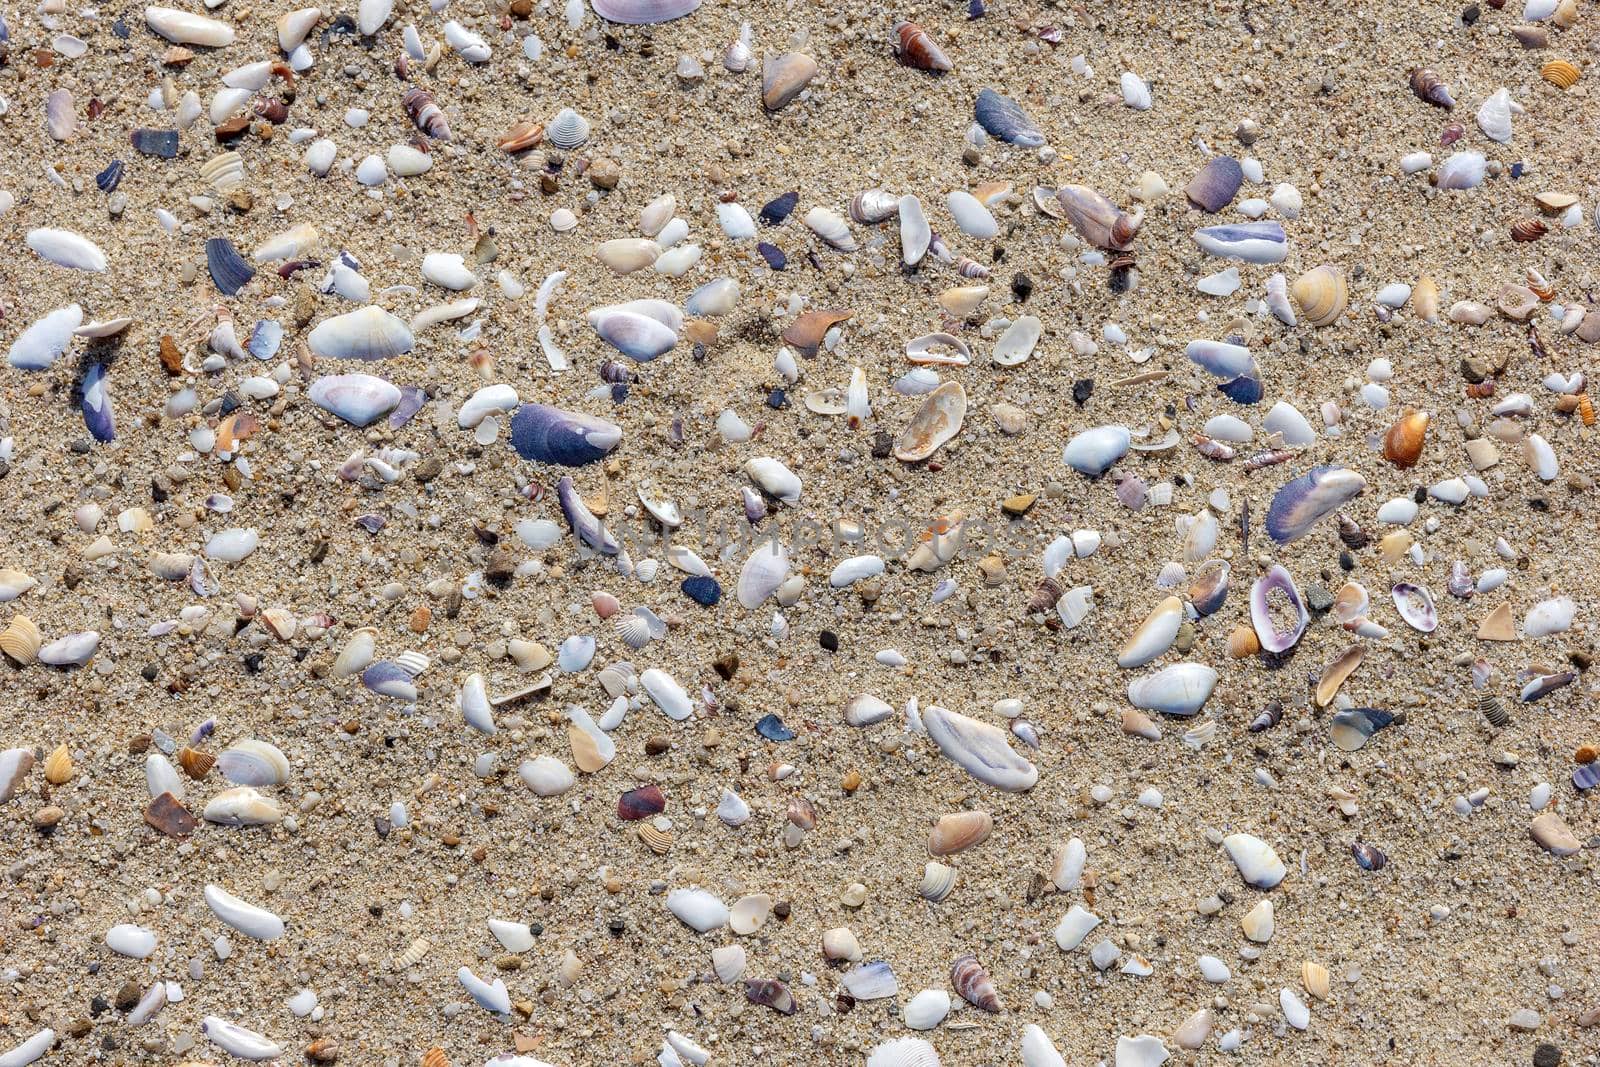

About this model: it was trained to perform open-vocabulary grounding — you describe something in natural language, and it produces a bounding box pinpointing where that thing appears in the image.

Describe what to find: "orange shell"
[1382,409,1429,469]
[1541,59,1580,89]
[927,810,993,855]
[1227,624,1261,658]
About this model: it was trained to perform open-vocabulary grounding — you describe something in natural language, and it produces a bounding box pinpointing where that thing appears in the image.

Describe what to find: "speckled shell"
[950,953,1002,1012]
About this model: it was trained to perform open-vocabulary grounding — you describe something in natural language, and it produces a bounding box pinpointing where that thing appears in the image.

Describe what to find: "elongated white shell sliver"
[204,884,287,939]
[201,1017,284,1061]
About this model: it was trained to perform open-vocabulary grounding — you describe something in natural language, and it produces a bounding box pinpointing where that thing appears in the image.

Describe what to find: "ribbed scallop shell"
[950,953,1002,1012]
[546,107,590,150]
[919,861,957,902]
[867,1038,942,1067]
[43,743,73,785]
[1290,265,1346,327]
[1541,59,1580,89]
[0,614,41,666]
[615,613,653,649]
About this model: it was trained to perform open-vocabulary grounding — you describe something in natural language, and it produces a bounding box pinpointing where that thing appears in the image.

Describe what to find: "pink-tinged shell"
[951,953,1002,1012]
[617,784,665,820]
[591,591,621,618]
[590,0,700,23]
[402,87,450,139]
[1249,564,1308,653]
[893,21,951,72]
[1391,582,1437,633]
[1056,185,1138,250]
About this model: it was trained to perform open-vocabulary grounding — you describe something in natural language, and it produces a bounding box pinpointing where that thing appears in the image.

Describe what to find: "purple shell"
[1264,465,1367,544]
[1185,155,1244,213]
[1249,564,1308,653]
[744,978,797,1015]
[974,88,1044,147]
[80,362,115,442]
[510,403,622,466]
[388,385,427,429]
[589,0,700,24]
[1391,582,1437,633]
[362,660,417,701]
[557,476,619,555]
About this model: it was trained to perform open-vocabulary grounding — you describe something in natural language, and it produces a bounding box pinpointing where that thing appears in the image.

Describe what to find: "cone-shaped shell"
[1056,185,1137,250]
[1409,67,1454,108]
[1118,596,1184,668]
[1291,265,1346,327]
[762,52,818,111]
[1382,409,1429,468]
[893,21,951,72]
[894,382,966,462]
[950,953,1002,1012]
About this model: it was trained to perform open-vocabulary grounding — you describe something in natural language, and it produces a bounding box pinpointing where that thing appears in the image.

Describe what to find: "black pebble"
[1533,1044,1561,1067]
[112,18,129,36]
[1011,272,1033,301]
[1462,4,1479,22]
[90,996,109,1018]
[607,917,626,935]
[819,630,839,652]
[870,432,893,459]
[1413,486,1427,504]
[759,191,798,226]
[1072,379,1094,405]
[1338,550,1355,572]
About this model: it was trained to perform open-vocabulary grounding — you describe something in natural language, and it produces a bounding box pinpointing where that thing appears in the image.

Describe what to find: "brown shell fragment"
[177,746,215,780]
[144,791,197,837]
[928,810,991,855]
[781,309,851,356]
[496,119,542,153]
[893,382,967,463]
[893,21,952,72]
[1381,409,1429,468]
[1510,217,1548,242]
[1408,67,1455,109]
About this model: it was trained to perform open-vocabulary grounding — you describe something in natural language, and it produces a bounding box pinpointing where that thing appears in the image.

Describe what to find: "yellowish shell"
[637,822,674,855]
[1303,960,1331,1000]
[1541,60,1580,90]
[43,744,73,785]
[1290,265,1347,327]
[1315,645,1365,707]
[0,614,43,666]
[927,810,993,855]
[393,936,431,970]
[1413,274,1439,323]
[421,1049,450,1067]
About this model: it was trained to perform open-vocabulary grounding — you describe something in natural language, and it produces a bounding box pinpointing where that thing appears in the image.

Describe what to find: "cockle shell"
[0,615,43,666]
[590,0,700,23]
[867,1038,941,1067]
[894,383,966,462]
[893,20,951,72]
[1265,465,1366,543]
[950,953,1002,1012]
[546,107,590,150]
[1290,265,1346,327]
[42,745,73,786]
[308,306,414,360]
[922,705,1037,791]
[309,374,402,427]
[762,52,818,111]
[974,87,1044,147]
[1056,185,1137,250]
[1250,565,1309,653]
[145,5,235,45]
[904,989,951,1030]
[1541,59,1580,89]
[1120,71,1152,110]
[1223,833,1286,889]
[510,403,622,466]
[1127,663,1218,716]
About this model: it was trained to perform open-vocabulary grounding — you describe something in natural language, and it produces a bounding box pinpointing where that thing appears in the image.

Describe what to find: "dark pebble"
[1462,4,1479,22]
[1338,550,1355,572]
[1511,161,1525,179]
[755,713,795,742]
[870,433,893,459]
[1305,583,1334,613]
[607,917,626,935]
[1533,1044,1561,1067]
[681,576,721,606]
[766,388,785,409]
[90,995,109,1017]
[113,981,140,1011]
[1011,272,1033,301]
[819,630,839,652]
[1072,379,1094,405]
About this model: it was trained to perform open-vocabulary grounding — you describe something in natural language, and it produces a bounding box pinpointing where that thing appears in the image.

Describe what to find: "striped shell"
[1290,265,1347,327]
[402,88,450,139]
[392,937,431,969]
[1478,693,1510,729]
[637,822,674,854]
[919,861,957,902]
[1511,217,1548,242]
[849,189,899,224]
[546,107,590,150]
[421,1050,449,1067]
[1541,59,1580,89]
[0,614,43,665]
[43,744,74,785]
[950,953,1002,1012]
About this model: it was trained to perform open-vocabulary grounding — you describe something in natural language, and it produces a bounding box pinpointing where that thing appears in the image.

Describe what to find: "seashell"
[1063,425,1131,476]
[1541,59,1580,89]
[544,107,590,151]
[928,810,991,855]
[950,953,1002,1012]
[906,332,971,365]
[587,307,678,361]
[1118,596,1184,668]
[708,944,747,984]
[850,189,899,224]
[1266,465,1366,543]
[27,228,107,272]
[1391,582,1437,632]
[1435,151,1485,190]
[0,615,42,667]
[356,0,390,33]
[919,860,958,901]
[1187,560,1231,617]
[842,960,898,1000]
[277,6,321,48]
[309,374,402,427]
[392,937,432,970]
[94,159,126,194]
[954,256,990,279]
[822,926,863,962]
[518,756,575,798]
[991,316,1041,366]
[362,659,418,700]
[1127,662,1218,716]
[590,0,699,21]
[762,52,818,111]
[1509,218,1546,245]
[1056,185,1137,250]
[0,748,35,805]
[686,277,739,316]
[893,20,951,72]
[867,1038,941,1067]
[667,887,728,933]
[1409,67,1454,108]
[803,207,857,253]
[1290,265,1346,327]
[904,989,951,1031]
[1524,596,1576,637]
[39,631,100,667]
[459,673,495,735]
[458,967,510,1014]
[1476,87,1515,143]
[594,238,659,274]
[1351,841,1387,872]
[46,88,76,142]
[974,87,1044,147]
[894,382,966,462]
[1224,832,1286,889]
[1381,409,1428,468]
[204,884,285,940]
[40,745,70,788]
[721,20,753,72]
[1119,70,1152,110]
[746,457,802,503]
[741,978,795,1015]
[1329,707,1397,752]
[510,404,622,467]
[202,785,283,826]
[145,5,234,45]
[1531,812,1581,856]
[897,194,931,265]
[1250,564,1309,653]
[1052,837,1087,891]
[1316,644,1364,707]
[1249,701,1284,733]
[0,301,75,369]
[442,20,489,62]
[1522,671,1576,703]
[308,306,414,361]
[1184,338,1256,380]
[923,705,1037,791]
[1185,156,1243,213]
[217,739,290,786]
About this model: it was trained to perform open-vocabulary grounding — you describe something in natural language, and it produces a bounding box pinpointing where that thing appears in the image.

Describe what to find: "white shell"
[641,668,693,720]
[904,989,951,1031]
[421,253,478,291]
[201,1017,283,1061]
[1262,401,1315,445]
[0,1030,56,1067]
[711,944,746,982]
[991,315,1042,366]
[841,960,898,999]
[106,923,158,958]
[666,888,729,933]
[27,228,107,271]
[804,206,856,251]
[202,786,283,826]
[517,756,575,796]
[946,190,999,238]
[1127,662,1219,716]
[898,194,931,266]
[829,555,885,587]
[277,7,321,49]
[1525,433,1558,481]
[458,384,519,429]
[145,6,235,45]
[729,893,771,935]
[7,304,83,369]
[547,107,591,150]
[715,789,750,826]
[867,1038,941,1067]
[217,739,290,786]
[1282,987,1311,1030]
[595,238,660,274]
[1053,905,1101,950]
[204,884,286,939]
[844,693,893,726]
[1118,596,1183,668]
[922,704,1038,791]
[640,193,675,236]
[146,753,183,799]
[205,527,259,562]
[457,967,511,1013]
[1222,832,1286,889]
[488,919,536,953]
[458,673,494,734]
[1051,837,1086,891]
[1119,71,1152,110]
[357,0,391,33]
[715,201,756,239]
[308,306,415,360]
[1475,87,1515,144]
[1114,1034,1170,1067]
[1524,596,1576,637]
